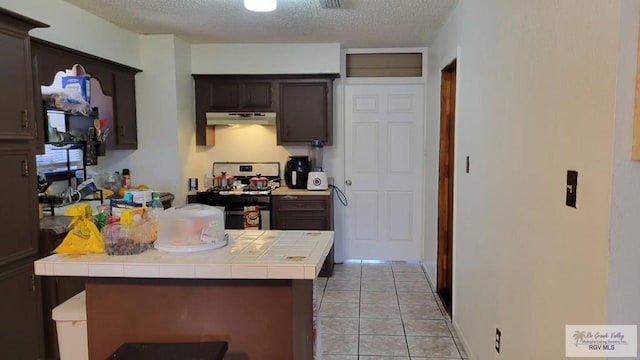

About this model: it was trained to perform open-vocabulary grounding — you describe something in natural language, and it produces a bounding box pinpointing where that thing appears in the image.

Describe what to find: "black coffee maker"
[284,156,310,189]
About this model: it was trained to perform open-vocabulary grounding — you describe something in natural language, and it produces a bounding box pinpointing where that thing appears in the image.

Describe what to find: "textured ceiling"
[63,0,458,47]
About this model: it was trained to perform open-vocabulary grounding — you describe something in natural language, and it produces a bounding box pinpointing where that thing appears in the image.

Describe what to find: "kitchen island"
[34,230,333,359]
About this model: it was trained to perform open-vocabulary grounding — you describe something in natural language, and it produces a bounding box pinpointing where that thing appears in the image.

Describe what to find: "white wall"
[607,0,640,331]
[200,125,307,180]
[426,1,621,358]
[0,0,140,68]
[423,9,463,285]
[191,43,340,74]
[97,35,185,201]
[175,36,203,204]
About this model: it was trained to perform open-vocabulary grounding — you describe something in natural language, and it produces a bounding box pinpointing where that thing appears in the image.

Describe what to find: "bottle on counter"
[148,192,164,219]
[122,168,131,189]
[147,192,164,241]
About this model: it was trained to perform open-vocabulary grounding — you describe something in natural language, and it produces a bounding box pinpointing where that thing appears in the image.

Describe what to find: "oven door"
[226,209,271,230]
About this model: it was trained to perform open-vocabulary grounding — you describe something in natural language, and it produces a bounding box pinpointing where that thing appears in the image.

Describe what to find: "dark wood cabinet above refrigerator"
[193,74,338,146]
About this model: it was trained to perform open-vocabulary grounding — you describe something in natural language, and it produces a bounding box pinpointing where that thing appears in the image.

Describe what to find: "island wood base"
[85,278,313,359]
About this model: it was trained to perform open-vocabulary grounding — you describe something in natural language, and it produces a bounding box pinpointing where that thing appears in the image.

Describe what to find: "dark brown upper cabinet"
[278,78,334,145]
[0,8,47,141]
[31,38,141,150]
[193,74,338,146]
[203,79,274,111]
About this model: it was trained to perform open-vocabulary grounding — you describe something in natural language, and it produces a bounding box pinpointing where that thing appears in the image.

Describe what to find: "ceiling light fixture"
[244,0,277,12]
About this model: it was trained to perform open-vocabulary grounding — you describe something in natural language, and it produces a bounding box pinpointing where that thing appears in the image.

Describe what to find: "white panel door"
[344,84,424,260]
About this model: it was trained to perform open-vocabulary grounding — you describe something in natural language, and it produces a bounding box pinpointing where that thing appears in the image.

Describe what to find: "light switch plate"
[566,170,577,208]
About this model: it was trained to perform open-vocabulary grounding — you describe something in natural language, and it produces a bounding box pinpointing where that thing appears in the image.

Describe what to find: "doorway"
[344,84,425,260]
[437,60,457,316]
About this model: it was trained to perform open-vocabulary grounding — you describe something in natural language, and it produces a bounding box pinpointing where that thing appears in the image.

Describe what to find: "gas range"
[195,162,280,230]
[200,162,280,195]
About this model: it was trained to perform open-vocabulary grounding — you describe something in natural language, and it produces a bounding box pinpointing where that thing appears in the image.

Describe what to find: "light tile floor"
[316,261,468,359]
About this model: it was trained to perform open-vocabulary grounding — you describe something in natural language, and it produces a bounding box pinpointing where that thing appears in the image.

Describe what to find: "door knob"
[345,179,352,186]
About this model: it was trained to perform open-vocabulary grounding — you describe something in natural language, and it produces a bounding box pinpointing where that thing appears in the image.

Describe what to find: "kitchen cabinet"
[272,193,335,277]
[278,78,334,145]
[0,9,48,360]
[0,9,47,141]
[193,74,338,146]
[0,259,45,360]
[31,38,141,150]
[194,76,275,146]
[196,78,274,111]
[0,148,39,267]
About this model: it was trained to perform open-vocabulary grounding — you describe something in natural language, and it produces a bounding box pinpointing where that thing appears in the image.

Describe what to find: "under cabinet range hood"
[206,112,276,126]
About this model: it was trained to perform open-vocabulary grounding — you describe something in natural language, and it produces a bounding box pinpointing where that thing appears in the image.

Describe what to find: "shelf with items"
[36,141,104,216]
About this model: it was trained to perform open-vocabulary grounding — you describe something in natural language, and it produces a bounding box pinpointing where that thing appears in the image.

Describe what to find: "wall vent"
[319,0,342,9]
[346,53,423,77]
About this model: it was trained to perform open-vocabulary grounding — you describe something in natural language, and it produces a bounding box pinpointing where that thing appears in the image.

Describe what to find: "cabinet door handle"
[31,273,36,293]
[284,195,297,200]
[21,109,28,130]
[119,125,125,137]
[21,160,29,177]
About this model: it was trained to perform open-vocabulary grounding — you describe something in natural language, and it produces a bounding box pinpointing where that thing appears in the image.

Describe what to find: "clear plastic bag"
[101,221,155,255]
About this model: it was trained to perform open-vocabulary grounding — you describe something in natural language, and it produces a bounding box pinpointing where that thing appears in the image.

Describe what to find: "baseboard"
[420,261,475,360]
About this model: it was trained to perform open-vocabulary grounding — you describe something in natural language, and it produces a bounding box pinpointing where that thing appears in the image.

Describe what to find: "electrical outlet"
[496,328,501,353]
[328,176,334,185]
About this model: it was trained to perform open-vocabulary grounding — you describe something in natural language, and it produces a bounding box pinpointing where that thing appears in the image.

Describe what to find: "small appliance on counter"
[307,139,329,191]
[154,204,227,253]
[284,156,310,189]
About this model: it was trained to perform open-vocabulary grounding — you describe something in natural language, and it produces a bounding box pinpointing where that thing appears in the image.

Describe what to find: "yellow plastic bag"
[54,203,104,254]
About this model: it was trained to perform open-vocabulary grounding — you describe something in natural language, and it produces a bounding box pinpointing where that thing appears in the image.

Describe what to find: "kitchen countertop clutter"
[34,230,334,279]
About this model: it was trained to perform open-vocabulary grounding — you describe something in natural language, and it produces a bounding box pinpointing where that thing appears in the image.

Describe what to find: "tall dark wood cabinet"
[0,7,48,360]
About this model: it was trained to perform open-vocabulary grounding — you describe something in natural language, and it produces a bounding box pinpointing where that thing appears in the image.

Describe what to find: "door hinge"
[21,109,28,130]
[31,273,36,293]
[21,160,29,177]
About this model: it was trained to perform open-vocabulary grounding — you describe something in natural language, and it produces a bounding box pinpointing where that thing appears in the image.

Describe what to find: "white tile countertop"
[34,230,333,280]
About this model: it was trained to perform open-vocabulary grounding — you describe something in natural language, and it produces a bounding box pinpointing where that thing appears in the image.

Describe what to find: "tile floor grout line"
[357,262,362,357]
[392,264,413,359]
[420,264,463,360]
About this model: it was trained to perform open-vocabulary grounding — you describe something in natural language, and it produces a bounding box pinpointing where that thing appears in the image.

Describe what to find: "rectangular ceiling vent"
[319,0,342,9]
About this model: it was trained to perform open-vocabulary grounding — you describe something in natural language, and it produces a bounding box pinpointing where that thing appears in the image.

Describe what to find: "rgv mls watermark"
[566,325,637,357]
